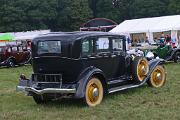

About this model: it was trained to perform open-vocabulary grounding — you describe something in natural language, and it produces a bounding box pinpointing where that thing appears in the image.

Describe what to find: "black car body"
[17,32,166,106]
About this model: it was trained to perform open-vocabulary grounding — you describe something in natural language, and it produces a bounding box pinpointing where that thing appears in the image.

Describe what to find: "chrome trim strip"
[16,86,76,95]
[108,84,142,94]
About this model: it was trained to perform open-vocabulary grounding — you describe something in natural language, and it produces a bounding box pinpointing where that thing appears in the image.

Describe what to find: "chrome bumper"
[16,86,76,95]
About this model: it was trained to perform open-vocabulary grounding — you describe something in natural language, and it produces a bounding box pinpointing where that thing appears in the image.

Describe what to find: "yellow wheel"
[132,57,149,82]
[85,78,103,107]
[148,65,166,88]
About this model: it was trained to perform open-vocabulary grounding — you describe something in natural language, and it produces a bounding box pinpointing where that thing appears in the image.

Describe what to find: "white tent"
[110,15,180,34]
[110,15,180,43]
[13,30,50,41]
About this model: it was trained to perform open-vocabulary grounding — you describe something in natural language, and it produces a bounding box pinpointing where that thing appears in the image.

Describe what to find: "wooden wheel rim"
[150,66,166,87]
[137,59,149,81]
[85,78,103,107]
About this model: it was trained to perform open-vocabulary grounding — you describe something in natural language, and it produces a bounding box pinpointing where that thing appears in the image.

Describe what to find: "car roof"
[33,31,123,42]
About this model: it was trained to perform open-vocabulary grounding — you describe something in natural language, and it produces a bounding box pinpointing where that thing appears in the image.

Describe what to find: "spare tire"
[132,57,149,83]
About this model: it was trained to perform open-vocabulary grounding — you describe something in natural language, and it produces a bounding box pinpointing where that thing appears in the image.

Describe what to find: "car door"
[11,46,22,63]
[109,36,126,79]
[18,46,27,63]
[81,36,115,80]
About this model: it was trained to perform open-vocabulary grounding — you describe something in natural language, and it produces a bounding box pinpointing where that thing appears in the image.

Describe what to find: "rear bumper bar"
[16,86,76,95]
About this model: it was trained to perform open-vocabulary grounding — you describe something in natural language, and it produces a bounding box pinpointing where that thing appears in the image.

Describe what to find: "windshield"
[38,40,61,54]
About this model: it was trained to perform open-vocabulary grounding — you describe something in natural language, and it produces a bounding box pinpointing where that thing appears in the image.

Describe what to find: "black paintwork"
[167,48,180,61]
[26,31,163,98]
[32,32,126,83]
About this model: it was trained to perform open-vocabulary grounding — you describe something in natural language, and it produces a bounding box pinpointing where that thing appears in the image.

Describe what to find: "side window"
[8,47,11,52]
[112,38,123,51]
[12,47,18,52]
[82,39,93,56]
[18,46,23,52]
[96,37,109,53]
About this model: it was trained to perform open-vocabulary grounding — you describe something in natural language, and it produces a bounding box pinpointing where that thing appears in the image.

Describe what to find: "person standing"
[178,36,180,48]
[165,34,171,44]
[171,35,177,48]
[145,36,150,43]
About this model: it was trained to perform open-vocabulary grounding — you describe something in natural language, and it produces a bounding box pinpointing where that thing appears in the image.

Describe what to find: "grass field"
[0,63,180,120]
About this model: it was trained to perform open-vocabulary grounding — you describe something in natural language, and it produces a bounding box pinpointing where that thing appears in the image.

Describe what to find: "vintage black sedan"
[17,32,166,107]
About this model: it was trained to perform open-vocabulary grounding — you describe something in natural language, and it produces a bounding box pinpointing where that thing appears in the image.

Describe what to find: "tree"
[96,0,121,22]
[0,0,178,32]
[168,0,180,14]
[129,0,169,19]
[54,0,92,31]
[0,0,92,32]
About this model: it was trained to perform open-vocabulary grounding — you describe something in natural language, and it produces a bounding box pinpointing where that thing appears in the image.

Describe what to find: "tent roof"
[110,15,180,34]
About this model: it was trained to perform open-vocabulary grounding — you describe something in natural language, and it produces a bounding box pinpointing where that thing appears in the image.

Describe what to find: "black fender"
[4,56,16,64]
[146,59,165,80]
[149,59,165,70]
[172,48,180,56]
[75,66,107,98]
[166,48,180,61]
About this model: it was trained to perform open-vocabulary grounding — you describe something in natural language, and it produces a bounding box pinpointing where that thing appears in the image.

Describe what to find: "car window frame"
[110,37,124,52]
[81,37,96,57]
[95,36,111,54]
[37,40,62,56]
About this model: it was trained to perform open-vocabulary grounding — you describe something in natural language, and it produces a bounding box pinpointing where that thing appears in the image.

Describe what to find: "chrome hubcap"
[141,65,146,74]
[156,73,162,81]
[92,88,99,97]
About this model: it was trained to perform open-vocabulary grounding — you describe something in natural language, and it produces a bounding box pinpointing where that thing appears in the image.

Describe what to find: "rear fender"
[75,66,106,98]
[7,57,16,63]
[172,48,180,57]
[1,57,16,65]
[165,48,180,60]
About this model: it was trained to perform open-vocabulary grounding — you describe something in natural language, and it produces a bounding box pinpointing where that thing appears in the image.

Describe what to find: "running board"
[108,83,142,94]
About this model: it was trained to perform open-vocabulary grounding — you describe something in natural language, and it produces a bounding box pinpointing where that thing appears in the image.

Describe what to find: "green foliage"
[54,0,92,31]
[0,0,179,32]
[130,0,168,18]
[0,0,92,32]
[168,0,180,14]
[95,0,121,22]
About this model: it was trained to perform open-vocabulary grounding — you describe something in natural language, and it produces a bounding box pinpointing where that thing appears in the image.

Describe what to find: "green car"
[148,44,180,63]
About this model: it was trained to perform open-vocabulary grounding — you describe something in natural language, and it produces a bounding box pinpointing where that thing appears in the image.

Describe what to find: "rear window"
[38,40,61,54]
[0,48,4,52]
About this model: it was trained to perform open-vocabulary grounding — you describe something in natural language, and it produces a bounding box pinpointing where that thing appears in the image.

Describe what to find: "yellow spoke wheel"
[85,78,103,107]
[148,65,166,88]
[137,59,149,81]
[132,57,149,83]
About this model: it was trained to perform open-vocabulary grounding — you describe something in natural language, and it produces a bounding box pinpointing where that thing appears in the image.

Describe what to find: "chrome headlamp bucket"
[146,51,154,60]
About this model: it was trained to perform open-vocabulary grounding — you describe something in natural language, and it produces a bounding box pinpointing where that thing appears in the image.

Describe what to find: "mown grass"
[0,63,180,120]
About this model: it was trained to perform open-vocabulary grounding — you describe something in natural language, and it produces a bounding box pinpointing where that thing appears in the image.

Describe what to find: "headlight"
[146,51,154,59]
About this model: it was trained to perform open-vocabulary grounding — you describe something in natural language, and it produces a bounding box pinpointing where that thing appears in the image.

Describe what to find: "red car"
[0,45,31,67]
